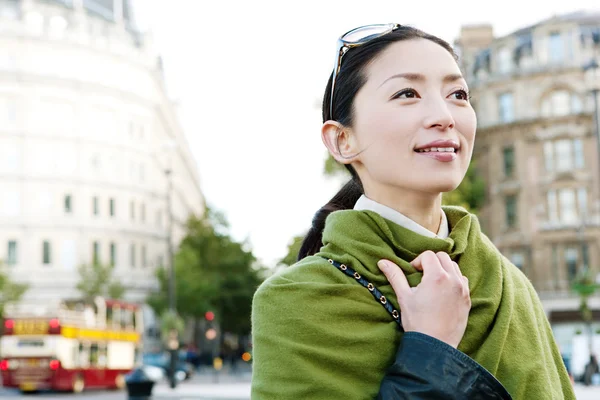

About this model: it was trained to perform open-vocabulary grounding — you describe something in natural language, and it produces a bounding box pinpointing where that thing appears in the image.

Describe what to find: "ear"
[321,120,360,165]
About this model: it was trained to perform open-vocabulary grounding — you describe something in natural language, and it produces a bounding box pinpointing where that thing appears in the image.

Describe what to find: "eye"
[451,89,471,101]
[391,88,420,100]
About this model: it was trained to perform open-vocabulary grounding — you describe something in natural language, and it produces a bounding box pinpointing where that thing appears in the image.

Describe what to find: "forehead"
[364,38,462,82]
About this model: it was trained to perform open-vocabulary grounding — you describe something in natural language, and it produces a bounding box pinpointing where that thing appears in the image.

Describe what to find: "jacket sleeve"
[377,332,512,400]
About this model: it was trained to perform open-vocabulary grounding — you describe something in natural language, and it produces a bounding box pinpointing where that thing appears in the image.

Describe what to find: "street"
[1,374,600,400]
[0,370,252,400]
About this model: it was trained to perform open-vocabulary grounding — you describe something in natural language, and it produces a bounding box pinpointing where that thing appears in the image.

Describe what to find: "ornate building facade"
[456,11,600,368]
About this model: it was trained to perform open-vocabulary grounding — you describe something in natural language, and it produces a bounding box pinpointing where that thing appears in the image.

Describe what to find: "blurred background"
[0,0,599,399]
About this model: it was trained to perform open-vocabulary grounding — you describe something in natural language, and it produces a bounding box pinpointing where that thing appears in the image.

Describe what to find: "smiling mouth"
[415,147,458,153]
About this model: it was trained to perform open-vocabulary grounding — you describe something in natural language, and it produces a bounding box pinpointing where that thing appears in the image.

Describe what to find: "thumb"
[378,260,411,299]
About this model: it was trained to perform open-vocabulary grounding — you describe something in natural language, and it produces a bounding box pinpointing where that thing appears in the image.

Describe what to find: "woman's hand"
[377,251,470,349]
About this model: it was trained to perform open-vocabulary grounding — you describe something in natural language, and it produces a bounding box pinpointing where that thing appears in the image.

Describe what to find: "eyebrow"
[378,73,465,88]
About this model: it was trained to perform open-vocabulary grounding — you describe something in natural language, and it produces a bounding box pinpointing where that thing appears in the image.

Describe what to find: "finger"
[462,275,470,292]
[415,250,445,278]
[378,260,411,299]
[435,252,455,275]
[410,251,440,273]
[451,261,463,280]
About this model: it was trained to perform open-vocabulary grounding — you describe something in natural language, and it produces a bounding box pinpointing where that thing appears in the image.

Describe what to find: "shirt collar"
[353,195,449,239]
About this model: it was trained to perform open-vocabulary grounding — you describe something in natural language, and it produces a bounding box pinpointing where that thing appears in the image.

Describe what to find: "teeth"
[417,147,457,153]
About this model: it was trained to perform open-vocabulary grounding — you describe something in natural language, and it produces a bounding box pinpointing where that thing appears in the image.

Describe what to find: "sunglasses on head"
[329,23,400,120]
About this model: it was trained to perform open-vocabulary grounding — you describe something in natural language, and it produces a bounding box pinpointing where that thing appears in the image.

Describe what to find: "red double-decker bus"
[0,297,143,393]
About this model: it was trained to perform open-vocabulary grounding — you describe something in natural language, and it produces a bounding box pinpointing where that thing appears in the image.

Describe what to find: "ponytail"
[298,178,363,260]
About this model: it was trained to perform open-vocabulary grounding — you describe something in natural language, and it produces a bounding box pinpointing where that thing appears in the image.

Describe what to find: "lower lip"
[415,151,457,162]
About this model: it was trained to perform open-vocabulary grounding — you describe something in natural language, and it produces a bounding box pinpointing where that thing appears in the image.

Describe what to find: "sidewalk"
[152,370,251,400]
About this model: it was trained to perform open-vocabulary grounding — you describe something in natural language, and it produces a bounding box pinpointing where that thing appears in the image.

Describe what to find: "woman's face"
[342,38,476,201]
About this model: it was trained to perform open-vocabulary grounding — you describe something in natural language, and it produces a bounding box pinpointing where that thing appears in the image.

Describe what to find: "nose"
[423,97,455,131]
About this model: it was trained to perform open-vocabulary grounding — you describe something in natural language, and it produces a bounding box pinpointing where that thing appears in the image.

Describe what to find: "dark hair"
[298,25,458,260]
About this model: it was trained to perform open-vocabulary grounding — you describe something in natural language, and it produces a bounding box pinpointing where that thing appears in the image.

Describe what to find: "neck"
[364,187,443,234]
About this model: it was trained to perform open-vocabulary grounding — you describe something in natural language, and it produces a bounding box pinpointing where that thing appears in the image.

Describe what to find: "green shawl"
[251,207,575,399]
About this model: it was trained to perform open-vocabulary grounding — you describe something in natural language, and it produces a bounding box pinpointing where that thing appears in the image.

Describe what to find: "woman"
[251,24,575,399]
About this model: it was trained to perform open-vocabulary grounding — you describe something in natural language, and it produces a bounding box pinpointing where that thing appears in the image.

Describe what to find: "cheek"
[355,106,418,150]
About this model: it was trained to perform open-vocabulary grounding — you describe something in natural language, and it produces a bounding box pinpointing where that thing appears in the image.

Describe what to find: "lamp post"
[162,141,178,389]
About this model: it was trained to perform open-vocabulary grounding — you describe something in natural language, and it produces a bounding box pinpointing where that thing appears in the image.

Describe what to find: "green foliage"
[572,268,599,322]
[279,235,305,267]
[160,309,185,338]
[442,161,486,213]
[324,153,348,178]
[0,262,28,317]
[76,263,126,302]
[147,208,265,336]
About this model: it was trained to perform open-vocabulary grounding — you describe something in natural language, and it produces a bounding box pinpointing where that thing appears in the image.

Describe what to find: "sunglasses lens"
[341,23,396,43]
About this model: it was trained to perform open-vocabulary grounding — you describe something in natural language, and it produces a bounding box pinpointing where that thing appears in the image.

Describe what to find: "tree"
[147,208,265,338]
[572,268,598,355]
[441,161,486,213]
[279,235,305,267]
[0,263,28,317]
[76,262,126,301]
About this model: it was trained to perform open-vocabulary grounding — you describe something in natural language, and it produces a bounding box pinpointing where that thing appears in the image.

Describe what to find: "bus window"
[98,344,107,368]
[106,306,113,329]
[90,343,99,367]
[120,308,128,330]
[78,343,90,368]
[125,308,134,331]
[113,306,120,331]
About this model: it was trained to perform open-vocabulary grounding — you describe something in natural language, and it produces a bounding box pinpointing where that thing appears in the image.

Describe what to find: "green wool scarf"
[251,207,575,400]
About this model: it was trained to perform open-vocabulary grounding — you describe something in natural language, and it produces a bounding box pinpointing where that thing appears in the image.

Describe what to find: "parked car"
[142,352,193,381]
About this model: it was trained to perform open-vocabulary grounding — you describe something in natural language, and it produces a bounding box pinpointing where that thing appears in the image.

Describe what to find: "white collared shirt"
[354,195,449,239]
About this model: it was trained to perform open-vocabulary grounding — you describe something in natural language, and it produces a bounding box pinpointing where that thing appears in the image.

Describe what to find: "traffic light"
[205,311,215,321]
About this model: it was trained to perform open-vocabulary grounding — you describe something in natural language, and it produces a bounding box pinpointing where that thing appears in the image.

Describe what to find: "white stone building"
[0,0,205,303]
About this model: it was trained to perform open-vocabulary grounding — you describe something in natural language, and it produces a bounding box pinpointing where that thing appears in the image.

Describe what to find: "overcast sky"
[132,0,600,267]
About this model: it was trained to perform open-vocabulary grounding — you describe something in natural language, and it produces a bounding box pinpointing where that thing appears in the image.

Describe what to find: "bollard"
[125,367,155,400]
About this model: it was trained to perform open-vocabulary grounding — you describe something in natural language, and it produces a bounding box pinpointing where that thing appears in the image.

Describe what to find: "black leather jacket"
[377,332,513,400]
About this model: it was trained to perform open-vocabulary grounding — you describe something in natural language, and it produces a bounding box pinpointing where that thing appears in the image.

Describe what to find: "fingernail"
[377,260,389,271]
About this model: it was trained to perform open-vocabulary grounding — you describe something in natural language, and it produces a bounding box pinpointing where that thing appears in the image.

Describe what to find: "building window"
[510,251,525,270]
[43,241,52,265]
[110,242,116,266]
[140,203,145,223]
[505,195,517,228]
[574,139,584,169]
[130,244,136,268]
[93,196,99,216]
[2,190,20,217]
[541,91,582,117]
[64,194,72,214]
[555,140,573,172]
[142,245,147,268]
[544,139,583,173]
[130,201,135,221]
[577,188,588,218]
[503,146,515,178]
[93,241,100,265]
[547,190,559,222]
[548,32,564,64]
[109,198,115,217]
[497,47,512,74]
[559,189,577,224]
[7,240,17,266]
[61,240,76,270]
[498,92,514,123]
[565,246,578,281]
